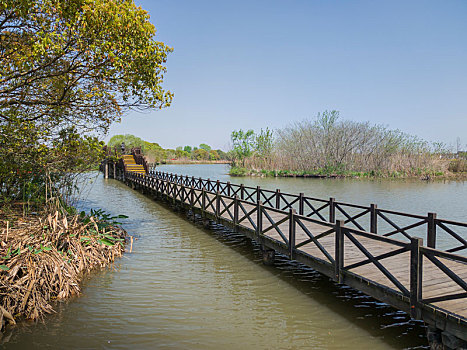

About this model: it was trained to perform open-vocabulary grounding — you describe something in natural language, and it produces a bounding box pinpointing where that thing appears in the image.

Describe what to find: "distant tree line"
[230,111,463,177]
[108,135,229,163]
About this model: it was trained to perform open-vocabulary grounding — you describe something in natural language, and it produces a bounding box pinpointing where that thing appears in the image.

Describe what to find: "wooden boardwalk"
[120,170,467,346]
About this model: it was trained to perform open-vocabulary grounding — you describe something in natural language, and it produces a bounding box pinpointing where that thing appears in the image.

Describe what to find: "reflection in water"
[5,165,463,349]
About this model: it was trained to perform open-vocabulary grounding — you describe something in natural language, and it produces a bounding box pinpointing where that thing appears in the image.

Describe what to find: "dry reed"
[0,208,128,332]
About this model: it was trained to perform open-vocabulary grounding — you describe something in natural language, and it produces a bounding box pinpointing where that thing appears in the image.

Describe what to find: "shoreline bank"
[229,166,467,181]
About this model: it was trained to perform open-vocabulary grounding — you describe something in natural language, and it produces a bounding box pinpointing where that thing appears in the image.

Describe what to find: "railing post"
[216,191,221,221]
[192,176,195,187]
[329,197,336,223]
[427,213,437,248]
[227,181,231,197]
[240,184,245,200]
[276,189,280,209]
[217,180,220,194]
[299,193,304,215]
[256,201,263,240]
[180,183,185,203]
[190,186,194,210]
[334,220,345,283]
[410,237,423,319]
[370,204,378,234]
[201,187,206,218]
[234,195,239,232]
[289,209,296,259]
[256,186,261,203]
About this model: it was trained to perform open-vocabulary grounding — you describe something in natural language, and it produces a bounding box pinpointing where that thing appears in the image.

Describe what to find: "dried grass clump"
[0,209,128,331]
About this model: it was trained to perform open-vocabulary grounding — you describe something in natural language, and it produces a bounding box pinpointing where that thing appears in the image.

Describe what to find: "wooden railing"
[125,172,467,318]
[148,171,467,253]
[119,169,467,341]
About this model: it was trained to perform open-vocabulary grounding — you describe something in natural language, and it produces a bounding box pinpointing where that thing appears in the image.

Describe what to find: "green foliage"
[0,0,173,133]
[254,128,274,158]
[193,148,208,160]
[183,145,192,153]
[231,129,255,166]
[107,134,166,162]
[199,143,211,152]
[0,0,172,205]
[81,209,127,246]
[229,167,249,176]
[175,149,189,158]
[209,150,220,161]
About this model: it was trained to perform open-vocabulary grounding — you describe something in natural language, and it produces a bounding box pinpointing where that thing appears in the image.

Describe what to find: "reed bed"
[0,209,128,332]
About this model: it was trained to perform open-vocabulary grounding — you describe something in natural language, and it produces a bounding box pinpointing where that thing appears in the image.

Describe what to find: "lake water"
[4,164,465,349]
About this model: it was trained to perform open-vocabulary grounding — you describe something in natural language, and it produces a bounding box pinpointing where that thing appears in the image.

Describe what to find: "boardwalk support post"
[335,220,345,283]
[276,189,281,209]
[427,212,437,248]
[104,161,108,179]
[410,237,423,319]
[262,248,275,266]
[289,209,296,259]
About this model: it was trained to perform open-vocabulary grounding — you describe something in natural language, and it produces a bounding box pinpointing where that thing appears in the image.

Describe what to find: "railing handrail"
[145,170,466,253]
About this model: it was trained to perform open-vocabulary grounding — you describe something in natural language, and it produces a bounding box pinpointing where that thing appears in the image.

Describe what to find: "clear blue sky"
[107,0,467,150]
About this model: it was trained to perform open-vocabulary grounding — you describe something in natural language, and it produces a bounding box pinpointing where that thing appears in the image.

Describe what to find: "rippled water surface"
[5,164,465,349]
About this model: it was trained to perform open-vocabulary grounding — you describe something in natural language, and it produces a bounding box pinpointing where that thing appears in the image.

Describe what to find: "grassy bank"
[0,206,128,332]
[229,166,467,180]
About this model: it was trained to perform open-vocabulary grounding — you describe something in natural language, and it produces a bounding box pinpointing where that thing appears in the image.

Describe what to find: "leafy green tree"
[108,134,145,150]
[175,149,189,158]
[165,149,176,160]
[183,145,192,153]
[0,0,172,203]
[254,128,274,158]
[199,143,212,152]
[193,148,208,160]
[231,129,255,166]
[0,0,172,133]
[209,150,220,161]
[215,149,228,160]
